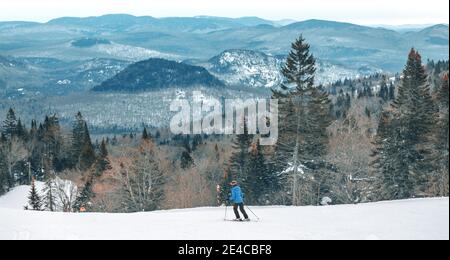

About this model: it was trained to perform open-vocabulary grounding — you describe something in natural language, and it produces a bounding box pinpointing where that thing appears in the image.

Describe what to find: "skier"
[229,181,249,221]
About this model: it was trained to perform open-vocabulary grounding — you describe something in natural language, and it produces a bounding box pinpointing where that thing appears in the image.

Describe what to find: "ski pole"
[224,204,228,220]
[245,205,260,221]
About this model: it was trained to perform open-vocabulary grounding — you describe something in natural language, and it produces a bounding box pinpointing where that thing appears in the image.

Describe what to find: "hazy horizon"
[0,0,448,25]
[0,13,449,28]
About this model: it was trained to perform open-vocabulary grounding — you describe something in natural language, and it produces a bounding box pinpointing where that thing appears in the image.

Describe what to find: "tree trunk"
[292,97,302,206]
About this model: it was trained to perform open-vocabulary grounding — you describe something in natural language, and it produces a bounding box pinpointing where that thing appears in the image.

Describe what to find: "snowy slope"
[205,49,379,88]
[207,50,284,88]
[0,185,448,240]
[0,182,45,210]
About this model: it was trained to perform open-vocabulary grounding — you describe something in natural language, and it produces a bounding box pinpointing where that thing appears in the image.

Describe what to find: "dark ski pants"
[233,203,249,219]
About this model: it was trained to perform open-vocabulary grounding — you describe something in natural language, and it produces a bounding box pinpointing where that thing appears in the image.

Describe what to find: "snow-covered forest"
[1,37,448,215]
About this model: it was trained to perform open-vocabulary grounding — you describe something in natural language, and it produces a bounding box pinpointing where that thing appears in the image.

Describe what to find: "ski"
[224,219,258,222]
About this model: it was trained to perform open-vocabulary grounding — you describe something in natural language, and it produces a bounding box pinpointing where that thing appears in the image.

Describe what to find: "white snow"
[210,50,375,88]
[0,180,78,213]
[0,182,45,210]
[57,79,71,85]
[93,43,179,61]
[0,183,447,240]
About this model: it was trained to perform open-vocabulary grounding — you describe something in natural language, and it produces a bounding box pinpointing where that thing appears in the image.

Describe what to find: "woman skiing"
[229,181,249,221]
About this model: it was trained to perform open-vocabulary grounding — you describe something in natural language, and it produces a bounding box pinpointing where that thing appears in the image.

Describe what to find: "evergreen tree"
[16,119,28,140]
[372,111,413,199]
[180,136,194,169]
[243,139,275,205]
[96,139,111,174]
[42,115,63,171]
[393,49,437,193]
[272,36,332,206]
[379,81,390,101]
[27,178,43,211]
[73,175,95,212]
[142,128,150,140]
[42,176,56,212]
[71,112,95,170]
[389,83,396,100]
[0,147,9,195]
[29,120,38,138]
[112,135,118,145]
[180,150,195,169]
[432,74,449,196]
[75,120,95,171]
[228,120,253,183]
[373,49,438,199]
[71,112,85,165]
[281,36,316,90]
[2,108,18,139]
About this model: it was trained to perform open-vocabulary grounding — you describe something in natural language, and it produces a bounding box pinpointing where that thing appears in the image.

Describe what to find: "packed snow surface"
[0,185,448,240]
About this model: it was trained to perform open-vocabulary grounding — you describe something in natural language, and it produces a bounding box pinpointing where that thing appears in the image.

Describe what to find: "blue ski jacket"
[230,186,244,204]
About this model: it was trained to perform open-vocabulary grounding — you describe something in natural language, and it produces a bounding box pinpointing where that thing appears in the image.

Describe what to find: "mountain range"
[0,14,448,131]
[1,15,447,67]
[0,15,448,96]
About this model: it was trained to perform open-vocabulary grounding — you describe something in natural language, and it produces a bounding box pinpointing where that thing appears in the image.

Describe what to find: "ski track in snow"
[0,191,448,240]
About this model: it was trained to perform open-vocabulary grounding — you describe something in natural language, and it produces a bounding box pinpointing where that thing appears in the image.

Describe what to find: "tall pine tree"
[142,128,150,141]
[272,36,332,206]
[432,73,449,196]
[373,49,438,200]
[2,108,18,139]
[372,111,413,199]
[79,124,96,171]
[0,146,9,195]
[27,178,43,211]
[180,136,195,169]
[72,113,95,171]
[95,139,111,175]
[243,139,277,205]
[228,120,253,183]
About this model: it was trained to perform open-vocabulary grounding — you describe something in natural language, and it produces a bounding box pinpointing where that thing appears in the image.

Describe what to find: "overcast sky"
[0,0,448,25]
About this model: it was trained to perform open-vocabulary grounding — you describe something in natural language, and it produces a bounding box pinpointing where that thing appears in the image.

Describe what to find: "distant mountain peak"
[207,49,284,88]
[284,19,366,29]
[420,24,449,32]
[93,58,224,92]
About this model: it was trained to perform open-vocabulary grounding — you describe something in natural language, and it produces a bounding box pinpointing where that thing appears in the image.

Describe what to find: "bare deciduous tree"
[3,137,29,184]
[116,140,165,212]
[327,99,379,203]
